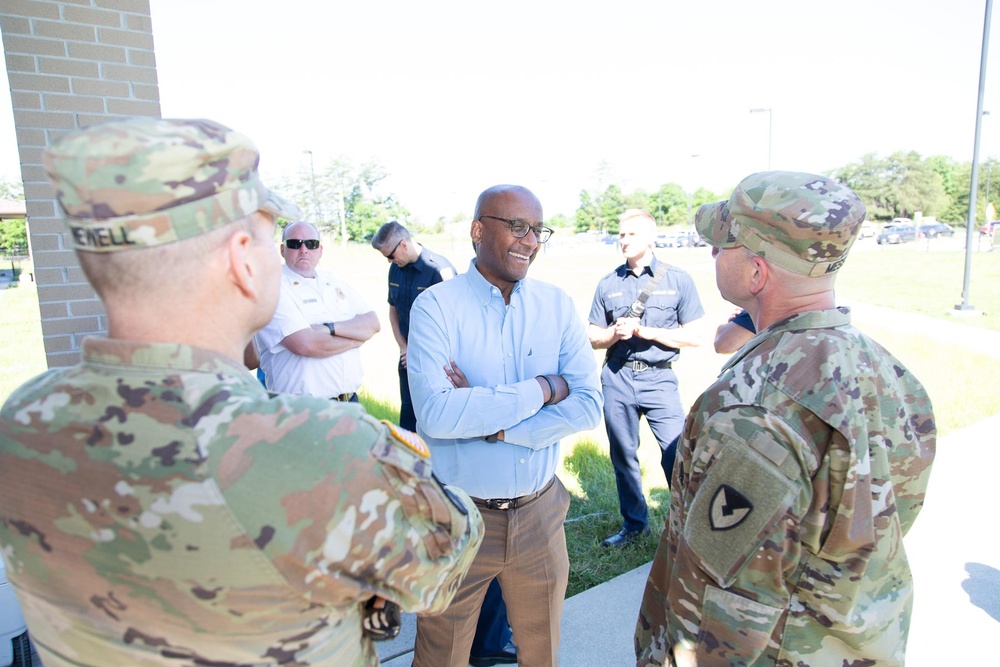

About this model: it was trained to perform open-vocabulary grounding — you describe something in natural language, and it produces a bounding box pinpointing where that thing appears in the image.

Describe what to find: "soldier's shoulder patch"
[709,484,753,531]
[381,420,430,458]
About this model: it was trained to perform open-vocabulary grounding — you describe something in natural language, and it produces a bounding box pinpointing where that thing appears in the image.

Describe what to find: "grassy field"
[1,234,998,597]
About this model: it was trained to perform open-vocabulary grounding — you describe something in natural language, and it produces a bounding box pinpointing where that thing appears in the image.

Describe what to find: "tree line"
[1,150,997,251]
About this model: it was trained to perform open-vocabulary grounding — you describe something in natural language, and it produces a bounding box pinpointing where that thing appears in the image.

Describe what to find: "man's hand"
[399,345,408,369]
[444,358,469,388]
[613,316,641,341]
[362,596,401,641]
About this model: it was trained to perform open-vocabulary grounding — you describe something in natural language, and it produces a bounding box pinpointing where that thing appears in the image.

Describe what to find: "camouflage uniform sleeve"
[645,407,814,665]
[215,399,483,615]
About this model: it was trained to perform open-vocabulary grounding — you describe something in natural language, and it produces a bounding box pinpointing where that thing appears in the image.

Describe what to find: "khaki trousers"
[413,477,571,667]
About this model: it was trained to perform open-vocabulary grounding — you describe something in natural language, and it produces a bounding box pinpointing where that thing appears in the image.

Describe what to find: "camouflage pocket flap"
[684,433,797,588]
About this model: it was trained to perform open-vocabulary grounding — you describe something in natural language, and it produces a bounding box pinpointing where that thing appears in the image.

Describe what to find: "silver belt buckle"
[485,498,516,511]
[632,360,649,372]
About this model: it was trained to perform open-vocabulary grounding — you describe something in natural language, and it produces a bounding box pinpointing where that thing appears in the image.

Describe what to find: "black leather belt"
[471,478,554,512]
[331,392,357,402]
[622,359,671,372]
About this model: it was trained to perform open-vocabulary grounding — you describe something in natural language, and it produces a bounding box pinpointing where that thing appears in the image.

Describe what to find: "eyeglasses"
[284,239,320,250]
[385,239,403,261]
[479,215,554,243]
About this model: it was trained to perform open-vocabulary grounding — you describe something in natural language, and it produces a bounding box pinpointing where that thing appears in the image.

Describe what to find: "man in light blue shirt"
[408,184,602,667]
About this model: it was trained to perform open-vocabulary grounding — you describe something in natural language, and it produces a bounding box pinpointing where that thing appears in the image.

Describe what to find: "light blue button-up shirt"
[407,259,603,499]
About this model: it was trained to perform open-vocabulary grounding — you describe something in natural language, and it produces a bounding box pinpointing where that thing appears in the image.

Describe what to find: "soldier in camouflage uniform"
[0,118,483,667]
[635,171,936,666]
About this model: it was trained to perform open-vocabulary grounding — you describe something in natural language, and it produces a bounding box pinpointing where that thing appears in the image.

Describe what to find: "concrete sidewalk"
[379,414,1000,666]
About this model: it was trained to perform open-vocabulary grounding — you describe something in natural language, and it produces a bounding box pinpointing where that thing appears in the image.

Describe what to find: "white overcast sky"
[0,0,997,223]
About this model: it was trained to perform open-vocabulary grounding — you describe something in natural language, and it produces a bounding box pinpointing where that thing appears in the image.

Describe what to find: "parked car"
[859,220,877,238]
[919,222,955,238]
[980,221,1000,236]
[877,223,916,245]
[655,232,680,248]
[0,559,32,667]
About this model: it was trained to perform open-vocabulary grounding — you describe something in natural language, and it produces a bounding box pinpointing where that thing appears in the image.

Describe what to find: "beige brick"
[13,109,76,128]
[24,181,59,202]
[125,13,152,32]
[69,298,107,317]
[34,266,66,284]
[43,93,106,113]
[63,5,124,28]
[4,53,36,72]
[34,19,97,42]
[1,0,61,20]
[39,56,100,77]
[66,266,90,284]
[43,335,75,355]
[38,301,69,319]
[98,26,154,50]
[127,48,155,68]
[102,62,157,84]
[44,314,100,335]
[11,91,41,109]
[0,15,31,34]
[24,199,54,218]
[107,98,159,117]
[16,127,47,147]
[75,113,117,127]
[38,282,98,302]
[33,249,78,269]
[46,349,82,367]
[1,34,67,57]
[18,163,48,184]
[67,42,127,64]
[132,82,159,101]
[97,0,149,11]
[27,222,66,239]
[8,72,71,93]
[71,77,130,98]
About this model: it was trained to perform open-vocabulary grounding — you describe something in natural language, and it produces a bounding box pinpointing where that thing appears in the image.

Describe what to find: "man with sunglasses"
[406,185,602,667]
[370,221,456,432]
[256,221,380,401]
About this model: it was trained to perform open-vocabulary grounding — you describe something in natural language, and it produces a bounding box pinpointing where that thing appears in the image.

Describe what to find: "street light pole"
[750,107,772,170]
[687,154,700,225]
[956,0,992,312]
[303,150,321,223]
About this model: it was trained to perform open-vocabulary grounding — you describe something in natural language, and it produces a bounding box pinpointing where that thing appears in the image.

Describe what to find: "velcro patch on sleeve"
[381,420,430,459]
[684,433,798,588]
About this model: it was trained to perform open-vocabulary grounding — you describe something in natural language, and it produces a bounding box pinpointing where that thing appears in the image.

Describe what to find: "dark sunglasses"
[386,239,403,261]
[285,239,320,250]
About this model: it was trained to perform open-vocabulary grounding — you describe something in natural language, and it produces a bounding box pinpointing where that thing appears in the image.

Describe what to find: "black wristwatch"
[324,322,336,336]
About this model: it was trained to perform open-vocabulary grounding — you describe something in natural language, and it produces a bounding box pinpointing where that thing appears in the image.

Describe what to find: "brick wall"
[0,0,161,367]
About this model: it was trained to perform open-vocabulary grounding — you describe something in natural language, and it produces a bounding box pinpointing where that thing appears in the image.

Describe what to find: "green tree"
[0,178,27,254]
[834,151,948,222]
[575,189,600,233]
[277,158,408,242]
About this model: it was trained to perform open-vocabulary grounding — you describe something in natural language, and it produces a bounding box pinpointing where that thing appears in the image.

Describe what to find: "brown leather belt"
[471,478,554,511]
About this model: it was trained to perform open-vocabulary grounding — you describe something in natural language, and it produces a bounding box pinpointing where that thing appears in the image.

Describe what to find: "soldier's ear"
[748,254,768,296]
[227,227,259,299]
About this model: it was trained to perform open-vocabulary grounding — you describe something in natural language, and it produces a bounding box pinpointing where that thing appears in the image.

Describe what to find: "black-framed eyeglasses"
[285,239,320,250]
[385,239,403,261]
[479,215,554,243]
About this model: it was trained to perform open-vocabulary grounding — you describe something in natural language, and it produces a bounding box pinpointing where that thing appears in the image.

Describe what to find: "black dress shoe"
[601,527,647,548]
[469,641,518,666]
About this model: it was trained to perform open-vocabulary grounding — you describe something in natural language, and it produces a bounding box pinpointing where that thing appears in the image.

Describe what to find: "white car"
[0,559,32,667]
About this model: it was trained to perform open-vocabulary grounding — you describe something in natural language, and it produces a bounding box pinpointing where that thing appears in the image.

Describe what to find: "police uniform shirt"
[588,256,704,365]
[388,247,456,339]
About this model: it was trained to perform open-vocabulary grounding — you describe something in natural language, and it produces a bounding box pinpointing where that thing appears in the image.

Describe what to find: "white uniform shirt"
[256,265,372,397]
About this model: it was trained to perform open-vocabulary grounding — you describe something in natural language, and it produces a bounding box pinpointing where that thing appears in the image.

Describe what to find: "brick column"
[0,0,161,367]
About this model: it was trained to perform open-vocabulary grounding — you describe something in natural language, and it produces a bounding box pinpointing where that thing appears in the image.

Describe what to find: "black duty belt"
[471,478,554,512]
[621,359,671,372]
[331,392,357,402]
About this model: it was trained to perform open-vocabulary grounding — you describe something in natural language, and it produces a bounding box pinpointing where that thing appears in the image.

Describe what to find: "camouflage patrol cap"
[695,171,866,276]
[44,118,302,253]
